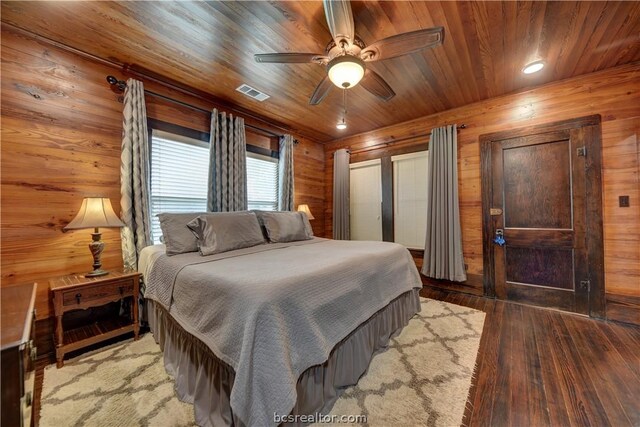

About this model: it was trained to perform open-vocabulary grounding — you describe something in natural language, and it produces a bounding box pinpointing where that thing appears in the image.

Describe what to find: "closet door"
[349,159,382,241]
[392,151,429,249]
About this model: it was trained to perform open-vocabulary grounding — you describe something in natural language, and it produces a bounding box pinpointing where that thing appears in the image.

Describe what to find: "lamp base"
[85,269,109,278]
[87,229,108,278]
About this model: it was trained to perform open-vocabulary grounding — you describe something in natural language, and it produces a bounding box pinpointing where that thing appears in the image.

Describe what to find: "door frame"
[480,115,605,317]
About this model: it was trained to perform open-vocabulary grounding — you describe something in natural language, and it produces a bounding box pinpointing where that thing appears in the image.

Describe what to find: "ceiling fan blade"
[254,53,327,64]
[309,76,333,105]
[360,69,395,101]
[361,27,444,62]
[323,0,355,46]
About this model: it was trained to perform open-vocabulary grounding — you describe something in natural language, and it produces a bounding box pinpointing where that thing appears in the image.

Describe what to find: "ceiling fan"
[254,0,444,105]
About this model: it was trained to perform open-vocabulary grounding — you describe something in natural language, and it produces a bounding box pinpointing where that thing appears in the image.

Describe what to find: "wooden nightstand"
[50,270,140,368]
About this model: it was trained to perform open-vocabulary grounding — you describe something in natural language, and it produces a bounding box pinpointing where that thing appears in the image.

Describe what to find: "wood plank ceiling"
[2,1,639,142]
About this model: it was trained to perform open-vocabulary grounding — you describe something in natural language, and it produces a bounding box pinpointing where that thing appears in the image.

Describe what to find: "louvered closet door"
[349,159,382,241]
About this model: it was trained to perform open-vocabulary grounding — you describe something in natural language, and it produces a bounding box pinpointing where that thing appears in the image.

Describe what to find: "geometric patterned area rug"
[316,298,485,427]
[40,298,484,427]
[40,335,196,427]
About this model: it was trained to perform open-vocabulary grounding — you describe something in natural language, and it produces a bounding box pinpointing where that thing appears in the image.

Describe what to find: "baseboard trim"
[606,293,640,326]
[420,273,484,296]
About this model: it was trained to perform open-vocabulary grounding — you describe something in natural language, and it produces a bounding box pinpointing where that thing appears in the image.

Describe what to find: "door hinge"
[579,280,590,290]
[577,146,587,157]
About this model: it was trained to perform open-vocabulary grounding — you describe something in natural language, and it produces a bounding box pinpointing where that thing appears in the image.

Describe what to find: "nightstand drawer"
[62,280,134,307]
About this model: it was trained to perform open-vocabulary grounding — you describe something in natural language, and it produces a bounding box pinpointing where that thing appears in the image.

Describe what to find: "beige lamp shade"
[65,197,124,230]
[297,204,315,220]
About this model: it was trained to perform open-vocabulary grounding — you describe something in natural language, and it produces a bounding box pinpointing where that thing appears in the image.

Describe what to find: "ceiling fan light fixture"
[327,55,365,89]
[522,61,545,74]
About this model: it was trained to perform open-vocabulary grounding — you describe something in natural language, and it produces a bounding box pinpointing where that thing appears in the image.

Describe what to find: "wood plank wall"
[324,63,640,324]
[1,25,325,321]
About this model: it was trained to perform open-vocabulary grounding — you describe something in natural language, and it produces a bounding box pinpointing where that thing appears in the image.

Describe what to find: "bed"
[140,237,422,427]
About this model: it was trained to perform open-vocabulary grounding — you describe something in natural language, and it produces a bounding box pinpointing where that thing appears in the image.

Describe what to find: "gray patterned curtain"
[278,134,295,211]
[422,125,467,282]
[332,148,350,240]
[207,108,248,212]
[120,78,152,270]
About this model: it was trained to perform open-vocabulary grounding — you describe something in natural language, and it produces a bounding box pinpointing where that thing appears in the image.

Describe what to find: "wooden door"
[481,116,605,317]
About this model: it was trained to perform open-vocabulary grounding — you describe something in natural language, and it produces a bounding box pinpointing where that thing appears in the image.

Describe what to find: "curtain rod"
[107,76,282,139]
[6,23,292,141]
[348,124,466,155]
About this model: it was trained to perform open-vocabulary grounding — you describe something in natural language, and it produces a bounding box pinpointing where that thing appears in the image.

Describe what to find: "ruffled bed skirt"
[147,289,421,427]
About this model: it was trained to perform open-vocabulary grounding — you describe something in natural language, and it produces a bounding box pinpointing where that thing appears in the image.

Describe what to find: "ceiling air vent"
[236,84,270,102]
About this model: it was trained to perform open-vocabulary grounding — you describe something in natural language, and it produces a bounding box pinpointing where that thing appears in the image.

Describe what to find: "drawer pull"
[76,293,82,304]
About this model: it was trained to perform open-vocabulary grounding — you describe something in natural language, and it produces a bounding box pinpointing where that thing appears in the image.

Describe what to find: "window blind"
[247,152,278,211]
[392,151,429,249]
[349,159,383,241]
[149,130,279,244]
[150,131,209,243]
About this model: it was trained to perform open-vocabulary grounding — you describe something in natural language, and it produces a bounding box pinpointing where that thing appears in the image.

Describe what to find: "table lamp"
[64,197,124,277]
[297,204,315,220]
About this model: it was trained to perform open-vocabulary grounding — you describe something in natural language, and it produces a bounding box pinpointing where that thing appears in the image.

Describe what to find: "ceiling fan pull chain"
[343,88,348,116]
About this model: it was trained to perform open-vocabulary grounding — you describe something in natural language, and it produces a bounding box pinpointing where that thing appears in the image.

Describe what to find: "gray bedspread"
[144,237,422,426]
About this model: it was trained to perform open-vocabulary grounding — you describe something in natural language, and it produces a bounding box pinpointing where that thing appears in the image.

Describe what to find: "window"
[149,125,280,244]
[150,130,209,243]
[246,152,278,211]
[392,151,428,249]
[349,159,383,241]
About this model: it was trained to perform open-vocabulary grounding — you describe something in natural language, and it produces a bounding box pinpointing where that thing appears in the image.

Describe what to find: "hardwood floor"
[420,286,640,427]
[33,288,639,426]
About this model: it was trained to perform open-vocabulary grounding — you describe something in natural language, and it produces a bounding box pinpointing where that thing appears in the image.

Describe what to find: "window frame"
[146,119,281,242]
[147,119,280,161]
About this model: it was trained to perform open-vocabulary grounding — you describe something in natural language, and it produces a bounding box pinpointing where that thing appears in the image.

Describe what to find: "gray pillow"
[253,210,314,240]
[158,212,206,256]
[259,211,312,243]
[187,211,265,256]
[300,212,314,237]
[251,210,272,241]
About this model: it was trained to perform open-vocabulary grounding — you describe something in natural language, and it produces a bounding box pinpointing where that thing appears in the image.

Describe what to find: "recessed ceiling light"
[523,61,545,74]
[336,119,347,130]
